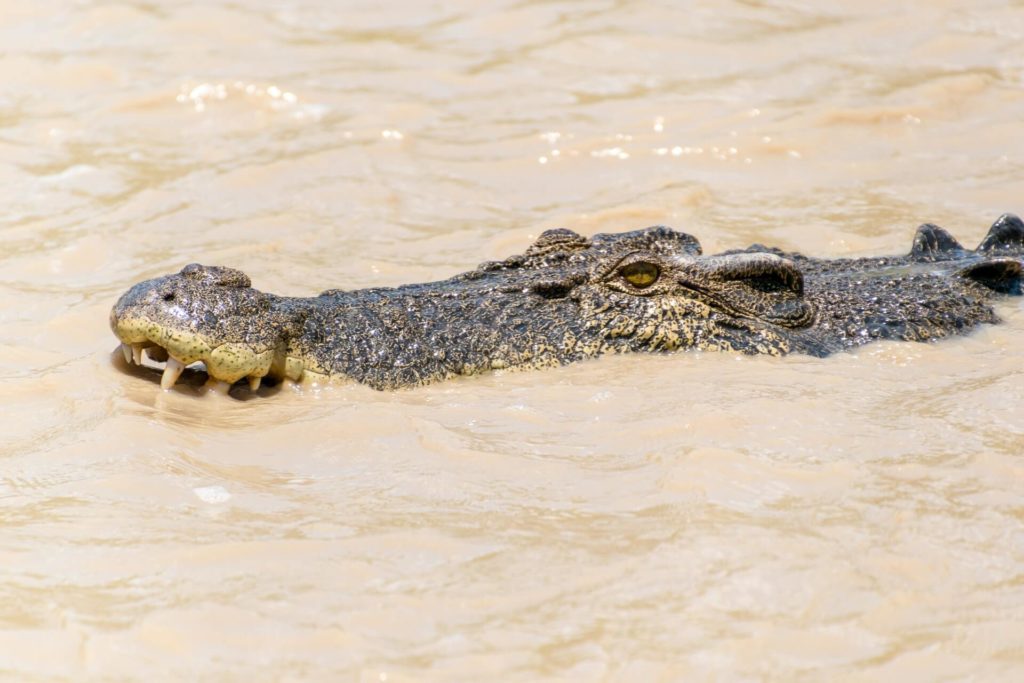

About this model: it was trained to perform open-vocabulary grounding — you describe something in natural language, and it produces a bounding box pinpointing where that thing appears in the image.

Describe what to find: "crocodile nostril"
[162,291,176,302]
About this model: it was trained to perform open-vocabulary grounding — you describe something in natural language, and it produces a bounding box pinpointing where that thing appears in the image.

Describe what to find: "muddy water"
[3,0,1024,679]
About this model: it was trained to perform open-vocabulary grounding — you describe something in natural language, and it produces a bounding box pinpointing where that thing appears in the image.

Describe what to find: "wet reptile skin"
[110,214,1024,390]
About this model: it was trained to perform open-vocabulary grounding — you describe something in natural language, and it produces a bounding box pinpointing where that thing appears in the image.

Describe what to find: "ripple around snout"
[4,0,1024,679]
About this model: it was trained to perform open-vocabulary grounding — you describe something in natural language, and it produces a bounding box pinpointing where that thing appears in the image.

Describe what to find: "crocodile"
[110,213,1024,391]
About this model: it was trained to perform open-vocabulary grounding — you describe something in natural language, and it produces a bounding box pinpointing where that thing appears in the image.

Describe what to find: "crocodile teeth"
[121,343,133,364]
[131,343,145,365]
[160,356,186,390]
[248,375,261,392]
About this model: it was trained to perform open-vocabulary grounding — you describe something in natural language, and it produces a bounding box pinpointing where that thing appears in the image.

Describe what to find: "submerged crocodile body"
[110,214,1024,391]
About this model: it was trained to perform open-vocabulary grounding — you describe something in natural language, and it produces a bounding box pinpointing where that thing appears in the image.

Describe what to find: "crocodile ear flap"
[711,253,804,295]
[958,258,1023,295]
[977,213,1024,252]
[703,253,813,326]
[910,223,964,260]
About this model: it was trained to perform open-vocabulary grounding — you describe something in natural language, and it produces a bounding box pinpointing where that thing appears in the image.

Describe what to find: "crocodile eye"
[620,261,660,288]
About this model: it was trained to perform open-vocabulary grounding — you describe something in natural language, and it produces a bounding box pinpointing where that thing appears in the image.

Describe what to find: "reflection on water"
[2,0,1024,679]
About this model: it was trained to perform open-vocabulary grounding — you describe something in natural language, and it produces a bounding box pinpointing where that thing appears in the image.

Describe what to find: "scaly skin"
[110,215,1024,391]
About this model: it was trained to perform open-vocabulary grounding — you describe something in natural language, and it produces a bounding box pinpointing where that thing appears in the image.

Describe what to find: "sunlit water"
[2,1,1024,680]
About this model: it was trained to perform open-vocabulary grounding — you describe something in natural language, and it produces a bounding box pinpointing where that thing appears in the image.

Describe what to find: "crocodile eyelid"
[598,251,662,281]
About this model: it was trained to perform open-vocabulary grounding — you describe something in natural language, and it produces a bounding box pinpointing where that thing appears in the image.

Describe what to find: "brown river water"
[3,1,1024,680]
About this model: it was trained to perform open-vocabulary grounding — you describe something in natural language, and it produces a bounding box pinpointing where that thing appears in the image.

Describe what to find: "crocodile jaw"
[111,312,305,390]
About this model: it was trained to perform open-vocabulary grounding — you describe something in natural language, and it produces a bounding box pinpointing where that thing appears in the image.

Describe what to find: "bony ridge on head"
[180,263,252,288]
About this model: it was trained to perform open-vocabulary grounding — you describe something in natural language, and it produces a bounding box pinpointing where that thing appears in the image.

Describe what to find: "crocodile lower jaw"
[118,340,308,390]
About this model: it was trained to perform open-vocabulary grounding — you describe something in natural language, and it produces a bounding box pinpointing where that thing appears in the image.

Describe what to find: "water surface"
[2,1,1024,679]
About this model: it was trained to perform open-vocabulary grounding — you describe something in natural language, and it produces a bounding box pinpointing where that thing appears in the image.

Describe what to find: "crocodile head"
[110,226,820,389]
